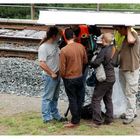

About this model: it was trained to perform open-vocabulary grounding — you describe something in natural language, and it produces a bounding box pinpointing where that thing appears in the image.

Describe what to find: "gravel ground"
[0,57,140,118]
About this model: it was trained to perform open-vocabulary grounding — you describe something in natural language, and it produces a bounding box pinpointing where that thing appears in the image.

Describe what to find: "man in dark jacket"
[90,33,115,126]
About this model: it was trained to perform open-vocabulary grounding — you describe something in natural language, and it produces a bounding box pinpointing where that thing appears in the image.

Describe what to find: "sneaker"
[43,120,53,123]
[123,118,134,125]
[120,113,137,119]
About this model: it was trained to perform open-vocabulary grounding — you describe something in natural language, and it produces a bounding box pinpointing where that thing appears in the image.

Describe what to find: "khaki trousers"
[119,68,139,119]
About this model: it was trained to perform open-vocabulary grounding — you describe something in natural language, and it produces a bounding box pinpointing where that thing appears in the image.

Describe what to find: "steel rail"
[0,35,41,44]
[1,19,140,31]
[0,47,38,60]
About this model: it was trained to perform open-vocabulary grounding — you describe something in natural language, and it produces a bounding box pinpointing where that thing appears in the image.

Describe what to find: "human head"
[64,28,74,40]
[88,25,101,37]
[101,33,113,46]
[113,25,127,35]
[70,25,80,37]
[40,26,61,45]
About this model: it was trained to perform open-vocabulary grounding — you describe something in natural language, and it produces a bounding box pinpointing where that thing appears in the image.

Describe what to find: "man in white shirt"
[38,26,66,123]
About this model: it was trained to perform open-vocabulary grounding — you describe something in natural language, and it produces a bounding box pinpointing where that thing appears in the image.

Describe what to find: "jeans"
[63,76,85,124]
[42,74,61,122]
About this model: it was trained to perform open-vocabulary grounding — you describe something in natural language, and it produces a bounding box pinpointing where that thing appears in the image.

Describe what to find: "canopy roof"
[38,10,140,26]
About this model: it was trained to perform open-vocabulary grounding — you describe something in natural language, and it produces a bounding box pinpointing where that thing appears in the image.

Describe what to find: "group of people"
[38,24,140,128]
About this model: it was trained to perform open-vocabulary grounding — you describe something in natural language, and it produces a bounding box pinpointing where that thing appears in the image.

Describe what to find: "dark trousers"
[92,81,115,124]
[63,76,85,124]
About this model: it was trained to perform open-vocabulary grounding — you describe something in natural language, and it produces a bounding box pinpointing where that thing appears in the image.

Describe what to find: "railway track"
[0,24,48,31]
[0,28,140,45]
[0,48,38,60]
[0,18,48,31]
[0,35,41,44]
[1,20,140,33]
[1,20,140,42]
[1,20,140,60]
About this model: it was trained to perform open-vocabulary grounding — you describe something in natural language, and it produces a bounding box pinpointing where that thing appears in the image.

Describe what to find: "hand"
[127,26,132,33]
[51,73,57,79]
[116,46,121,52]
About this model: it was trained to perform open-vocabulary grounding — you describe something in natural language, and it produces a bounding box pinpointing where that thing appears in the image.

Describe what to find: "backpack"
[81,104,93,119]
[81,103,106,120]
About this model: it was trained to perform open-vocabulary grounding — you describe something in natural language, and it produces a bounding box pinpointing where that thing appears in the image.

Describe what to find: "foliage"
[0,4,140,19]
[0,6,31,19]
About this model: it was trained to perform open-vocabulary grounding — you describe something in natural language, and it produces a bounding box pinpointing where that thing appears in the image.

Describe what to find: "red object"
[79,25,89,39]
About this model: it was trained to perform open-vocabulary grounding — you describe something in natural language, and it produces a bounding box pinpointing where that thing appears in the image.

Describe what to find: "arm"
[90,48,105,68]
[39,61,57,78]
[127,27,136,44]
[59,50,66,78]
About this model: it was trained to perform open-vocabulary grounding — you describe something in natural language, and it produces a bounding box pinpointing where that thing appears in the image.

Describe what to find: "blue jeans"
[42,74,61,122]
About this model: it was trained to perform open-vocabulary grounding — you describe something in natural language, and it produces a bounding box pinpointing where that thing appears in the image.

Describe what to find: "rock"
[0,57,140,108]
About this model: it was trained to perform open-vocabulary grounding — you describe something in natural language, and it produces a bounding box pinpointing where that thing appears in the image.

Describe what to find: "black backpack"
[81,104,93,119]
[81,103,106,120]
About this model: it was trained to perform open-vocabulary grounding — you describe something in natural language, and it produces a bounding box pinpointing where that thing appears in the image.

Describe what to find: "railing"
[0,4,140,20]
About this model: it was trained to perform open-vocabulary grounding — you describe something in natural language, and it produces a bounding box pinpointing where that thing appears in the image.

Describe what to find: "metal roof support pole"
[31,4,35,20]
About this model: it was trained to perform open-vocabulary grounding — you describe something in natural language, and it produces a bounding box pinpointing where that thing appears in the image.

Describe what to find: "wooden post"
[97,3,100,12]
[31,4,35,20]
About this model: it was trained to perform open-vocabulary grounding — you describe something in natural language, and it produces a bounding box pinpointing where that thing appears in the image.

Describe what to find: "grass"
[0,112,137,135]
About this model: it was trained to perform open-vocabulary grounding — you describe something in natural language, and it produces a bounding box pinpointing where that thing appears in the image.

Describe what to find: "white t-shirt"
[38,42,60,75]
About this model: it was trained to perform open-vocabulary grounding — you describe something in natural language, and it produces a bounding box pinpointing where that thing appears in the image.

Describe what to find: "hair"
[88,25,101,37]
[40,26,59,45]
[113,25,127,30]
[64,28,74,40]
[71,25,80,37]
[102,33,113,44]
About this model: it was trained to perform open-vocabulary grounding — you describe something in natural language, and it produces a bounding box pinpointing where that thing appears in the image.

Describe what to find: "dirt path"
[0,93,140,134]
[0,94,68,117]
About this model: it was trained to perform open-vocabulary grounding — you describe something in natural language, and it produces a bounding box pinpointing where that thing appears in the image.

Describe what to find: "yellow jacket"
[114,27,137,50]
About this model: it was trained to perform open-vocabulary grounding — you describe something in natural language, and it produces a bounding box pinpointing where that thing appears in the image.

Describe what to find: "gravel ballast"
[0,57,140,106]
[0,57,43,97]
